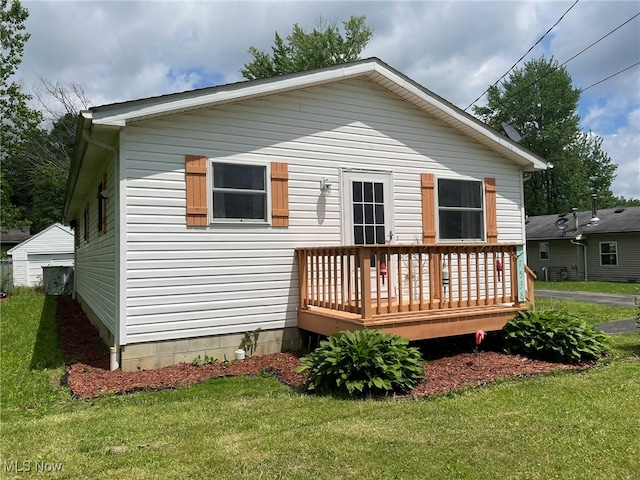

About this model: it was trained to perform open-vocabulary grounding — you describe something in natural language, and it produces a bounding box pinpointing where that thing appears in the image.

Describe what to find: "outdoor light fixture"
[320,178,332,193]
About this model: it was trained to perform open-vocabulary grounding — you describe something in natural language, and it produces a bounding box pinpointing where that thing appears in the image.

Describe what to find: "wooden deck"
[296,244,535,340]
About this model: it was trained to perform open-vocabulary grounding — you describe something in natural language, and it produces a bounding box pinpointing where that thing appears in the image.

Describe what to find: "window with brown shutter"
[422,175,498,243]
[185,156,289,227]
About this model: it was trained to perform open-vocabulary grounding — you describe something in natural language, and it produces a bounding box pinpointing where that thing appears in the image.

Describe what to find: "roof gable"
[66,58,551,221]
[83,58,549,171]
[7,223,73,254]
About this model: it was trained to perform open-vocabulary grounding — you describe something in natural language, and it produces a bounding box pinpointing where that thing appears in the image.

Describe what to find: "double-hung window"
[438,178,484,241]
[539,241,549,260]
[211,161,268,222]
[599,242,618,266]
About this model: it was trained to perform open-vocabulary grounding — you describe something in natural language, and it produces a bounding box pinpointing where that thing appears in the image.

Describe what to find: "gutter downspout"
[82,128,121,371]
[570,238,587,281]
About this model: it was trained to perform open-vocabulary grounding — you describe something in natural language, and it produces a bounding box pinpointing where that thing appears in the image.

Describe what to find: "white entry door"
[342,170,395,297]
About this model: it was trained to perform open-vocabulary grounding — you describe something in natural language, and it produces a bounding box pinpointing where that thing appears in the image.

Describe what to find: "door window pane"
[352,180,386,245]
[353,182,362,202]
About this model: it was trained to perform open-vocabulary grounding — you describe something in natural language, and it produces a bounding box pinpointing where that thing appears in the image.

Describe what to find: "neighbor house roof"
[65,57,550,221]
[1,226,31,247]
[525,206,640,241]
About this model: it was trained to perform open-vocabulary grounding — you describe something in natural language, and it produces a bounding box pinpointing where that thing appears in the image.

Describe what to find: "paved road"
[536,289,637,308]
[536,289,638,334]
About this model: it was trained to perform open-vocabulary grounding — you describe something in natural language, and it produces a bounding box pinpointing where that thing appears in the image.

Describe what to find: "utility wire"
[581,60,640,92]
[560,12,640,68]
[467,11,640,117]
[464,0,580,111]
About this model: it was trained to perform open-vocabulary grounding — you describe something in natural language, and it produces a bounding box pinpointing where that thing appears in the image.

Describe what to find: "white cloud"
[17,0,640,198]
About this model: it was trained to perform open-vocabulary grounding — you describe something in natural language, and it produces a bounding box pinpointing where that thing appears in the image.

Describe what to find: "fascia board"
[89,64,373,127]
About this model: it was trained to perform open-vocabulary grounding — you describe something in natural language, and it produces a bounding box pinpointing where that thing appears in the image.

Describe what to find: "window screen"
[438,179,483,240]
[211,162,267,221]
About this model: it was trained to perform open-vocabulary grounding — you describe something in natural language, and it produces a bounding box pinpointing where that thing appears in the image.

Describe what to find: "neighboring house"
[525,206,640,282]
[7,223,74,287]
[1,226,31,255]
[64,58,549,371]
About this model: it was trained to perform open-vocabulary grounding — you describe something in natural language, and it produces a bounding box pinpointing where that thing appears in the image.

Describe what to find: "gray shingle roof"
[525,206,640,240]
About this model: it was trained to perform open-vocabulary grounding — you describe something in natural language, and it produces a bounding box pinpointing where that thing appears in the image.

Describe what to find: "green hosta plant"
[297,329,425,397]
[504,308,608,363]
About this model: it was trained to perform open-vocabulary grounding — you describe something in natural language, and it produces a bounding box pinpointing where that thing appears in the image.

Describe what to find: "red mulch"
[56,297,589,399]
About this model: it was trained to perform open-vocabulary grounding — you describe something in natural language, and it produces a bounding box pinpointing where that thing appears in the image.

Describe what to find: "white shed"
[7,223,74,287]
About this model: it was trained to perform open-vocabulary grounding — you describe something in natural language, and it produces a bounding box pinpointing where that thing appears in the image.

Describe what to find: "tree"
[241,15,374,80]
[1,0,42,230]
[473,57,617,215]
[4,77,89,233]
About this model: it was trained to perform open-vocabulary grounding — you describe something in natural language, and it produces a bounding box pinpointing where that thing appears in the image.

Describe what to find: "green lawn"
[535,280,640,295]
[1,290,639,479]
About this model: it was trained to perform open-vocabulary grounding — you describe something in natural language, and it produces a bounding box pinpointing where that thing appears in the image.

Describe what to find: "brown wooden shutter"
[485,177,498,244]
[185,155,208,227]
[421,173,436,244]
[271,162,289,228]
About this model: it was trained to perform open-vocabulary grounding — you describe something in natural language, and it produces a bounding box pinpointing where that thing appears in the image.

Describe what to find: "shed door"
[342,171,395,297]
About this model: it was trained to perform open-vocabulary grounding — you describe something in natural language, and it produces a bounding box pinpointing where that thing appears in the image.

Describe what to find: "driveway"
[536,289,637,308]
[536,289,638,334]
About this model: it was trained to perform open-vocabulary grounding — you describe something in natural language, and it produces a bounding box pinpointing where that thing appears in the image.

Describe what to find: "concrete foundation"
[75,293,307,372]
[120,327,305,371]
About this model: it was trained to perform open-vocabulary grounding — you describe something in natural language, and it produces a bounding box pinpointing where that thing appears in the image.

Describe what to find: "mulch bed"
[57,297,589,399]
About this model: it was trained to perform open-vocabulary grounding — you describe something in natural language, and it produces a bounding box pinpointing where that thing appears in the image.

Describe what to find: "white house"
[64,58,548,371]
[7,223,74,287]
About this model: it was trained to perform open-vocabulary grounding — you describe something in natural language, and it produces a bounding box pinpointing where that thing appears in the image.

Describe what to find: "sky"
[18,0,640,199]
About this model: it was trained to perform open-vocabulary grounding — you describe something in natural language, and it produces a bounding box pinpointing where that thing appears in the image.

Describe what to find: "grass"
[535,280,640,295]
[1,289,639,479]
[535,298,636,327]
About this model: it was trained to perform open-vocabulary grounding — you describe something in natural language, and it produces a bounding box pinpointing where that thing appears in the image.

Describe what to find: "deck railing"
[297,244,528,320]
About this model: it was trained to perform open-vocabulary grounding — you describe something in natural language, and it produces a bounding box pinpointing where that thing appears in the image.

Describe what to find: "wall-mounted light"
[320,178,332,193]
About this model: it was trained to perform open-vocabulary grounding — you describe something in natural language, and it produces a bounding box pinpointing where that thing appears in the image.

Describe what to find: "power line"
[581,61,640,92]
[560,12,640,68]
[464,0,580,111]
[467,11,640,117]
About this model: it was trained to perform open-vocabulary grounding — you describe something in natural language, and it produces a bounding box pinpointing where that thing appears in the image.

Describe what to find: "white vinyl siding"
[120,78,525,344]
[74,160,117,335]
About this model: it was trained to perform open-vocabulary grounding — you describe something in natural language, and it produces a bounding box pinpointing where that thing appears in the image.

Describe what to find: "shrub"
[297,329,425,397]
[503,308,608,363]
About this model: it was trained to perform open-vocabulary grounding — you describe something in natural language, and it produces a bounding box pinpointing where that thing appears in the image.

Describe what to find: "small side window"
[83,205,90,242]
[539,241,549,260]
[599,242,617,266]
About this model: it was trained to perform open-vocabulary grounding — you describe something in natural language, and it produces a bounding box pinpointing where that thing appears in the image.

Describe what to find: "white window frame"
[436,177,485,242]
[599,241,618,266]
[208,159,271,225]
[539,241,549,261]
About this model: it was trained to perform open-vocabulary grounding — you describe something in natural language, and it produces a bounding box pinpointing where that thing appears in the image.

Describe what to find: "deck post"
[359,247,372,321]
[298,249,308,309]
